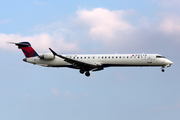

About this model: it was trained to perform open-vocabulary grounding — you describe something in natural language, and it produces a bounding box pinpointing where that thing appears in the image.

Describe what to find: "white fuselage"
[11,41,173,77]
[24,54,173,68]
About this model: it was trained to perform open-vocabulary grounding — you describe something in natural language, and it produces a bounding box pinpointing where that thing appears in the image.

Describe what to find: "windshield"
[156,55,165,58]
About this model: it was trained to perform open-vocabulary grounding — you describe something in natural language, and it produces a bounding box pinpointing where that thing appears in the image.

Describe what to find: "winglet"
[49,48,58,56]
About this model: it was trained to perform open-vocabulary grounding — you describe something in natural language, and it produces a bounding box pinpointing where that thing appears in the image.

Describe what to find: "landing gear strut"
[85,71,90,77]
[161,66,165,72]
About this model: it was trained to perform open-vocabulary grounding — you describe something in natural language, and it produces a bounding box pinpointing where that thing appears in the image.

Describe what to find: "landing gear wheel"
[85,71,90,77]
[79,69,84,74]
[162,69,165,72]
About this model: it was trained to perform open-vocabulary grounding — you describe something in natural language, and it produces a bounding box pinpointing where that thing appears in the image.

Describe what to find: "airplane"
[9,42,173,77]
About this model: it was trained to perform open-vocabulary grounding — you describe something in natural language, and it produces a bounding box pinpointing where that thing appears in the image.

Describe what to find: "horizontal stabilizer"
[7,42,30,47]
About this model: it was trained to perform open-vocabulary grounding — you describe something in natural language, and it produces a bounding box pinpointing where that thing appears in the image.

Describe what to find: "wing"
[49,48,100,69]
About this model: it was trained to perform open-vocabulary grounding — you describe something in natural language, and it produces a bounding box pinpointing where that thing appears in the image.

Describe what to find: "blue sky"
[0,0,180,120]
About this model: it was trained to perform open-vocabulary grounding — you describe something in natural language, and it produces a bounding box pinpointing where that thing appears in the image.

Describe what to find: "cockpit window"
[156,55,165,58]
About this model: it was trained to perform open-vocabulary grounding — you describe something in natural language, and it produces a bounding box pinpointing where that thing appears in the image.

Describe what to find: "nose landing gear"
[161,66,165,72]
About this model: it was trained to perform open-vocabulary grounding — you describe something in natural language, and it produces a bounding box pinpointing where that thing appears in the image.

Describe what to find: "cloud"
[33,21,66,34]
[154,106,164,111]
[155,0,180,7]
[80,92,92,97]
[65,90,77,100]
[51,88,60,97]
[0,33,80,53]
[34,1,46,5]
[0,19,10,24]
[75,8,145,53]
[76,8,135,43]
[64,91,91,100]
[75,8,180,54]
[157,14,180,34]
[24,93,31,100]
[1,7,180,55]
[177,102,180,108]
[50,89,91,99]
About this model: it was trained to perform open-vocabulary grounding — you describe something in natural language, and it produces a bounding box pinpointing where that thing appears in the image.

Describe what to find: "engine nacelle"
[40,53,55,60]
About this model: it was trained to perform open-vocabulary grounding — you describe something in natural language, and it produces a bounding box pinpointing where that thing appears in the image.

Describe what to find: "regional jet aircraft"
[9,42,173,77]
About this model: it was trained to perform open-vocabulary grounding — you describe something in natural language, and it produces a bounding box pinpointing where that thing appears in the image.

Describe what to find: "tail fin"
[9,42,39,58]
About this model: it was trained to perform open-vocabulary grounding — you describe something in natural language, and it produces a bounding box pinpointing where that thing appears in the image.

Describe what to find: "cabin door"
[147,56,153,64]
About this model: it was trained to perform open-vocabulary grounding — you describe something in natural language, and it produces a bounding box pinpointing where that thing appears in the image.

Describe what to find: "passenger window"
[84,57,86,59]
[77,57,79,59]
[116,56,118,59]
[127,56,128,58]
[88,57,90,59]
[81,57,82,59]
[108,56,110,58]
[102,57,103,59]
[112,57,114,59]
[105,57,107,59]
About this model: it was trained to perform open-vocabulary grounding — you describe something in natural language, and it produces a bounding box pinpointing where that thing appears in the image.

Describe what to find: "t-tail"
[8,42,39,58]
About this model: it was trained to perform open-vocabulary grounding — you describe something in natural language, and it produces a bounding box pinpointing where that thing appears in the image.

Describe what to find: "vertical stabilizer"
[10,42,39,58]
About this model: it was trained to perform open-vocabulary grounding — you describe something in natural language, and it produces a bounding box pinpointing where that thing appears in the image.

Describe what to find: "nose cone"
[165,59,173,67]
[169,61,173,65]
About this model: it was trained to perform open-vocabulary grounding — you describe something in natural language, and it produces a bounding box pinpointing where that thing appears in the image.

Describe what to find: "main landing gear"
[79,69,90,77]
[80,69,85,74]
[85,71,90,77]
